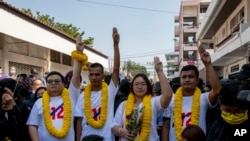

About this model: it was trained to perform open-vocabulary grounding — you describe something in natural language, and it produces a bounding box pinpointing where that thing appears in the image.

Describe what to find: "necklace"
[174,87,201,141]
[125,93,152,141]
[84,82,108,128]
[42,88,72,138]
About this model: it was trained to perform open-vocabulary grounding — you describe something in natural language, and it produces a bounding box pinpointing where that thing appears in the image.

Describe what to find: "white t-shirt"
[112,96,163,141]
[163,92,215,141]
[26,82,80,141]
[74,80,119,141]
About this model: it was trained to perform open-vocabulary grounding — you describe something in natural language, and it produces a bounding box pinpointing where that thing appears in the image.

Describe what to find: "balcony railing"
[183,43,198,51]
[183,26,198,33]
[182,0,199,6]
[175,41,180,51]
[175,25,180,37]
[175,16,179,23]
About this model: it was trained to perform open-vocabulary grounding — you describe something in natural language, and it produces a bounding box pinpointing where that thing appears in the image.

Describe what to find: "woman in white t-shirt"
[112,57,173,141]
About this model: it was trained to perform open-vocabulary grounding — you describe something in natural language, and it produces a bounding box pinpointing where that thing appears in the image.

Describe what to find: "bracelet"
[118,128,122,136]
[71,50,89,71]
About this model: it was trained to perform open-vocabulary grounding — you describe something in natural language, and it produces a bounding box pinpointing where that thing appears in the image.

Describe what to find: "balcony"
[167,66,175,71]
[175,16,180,23]
[183,43,198,51]
[183,50,198,61]
[183,25,198,33]
[174,41,180,51]
[182,0,199,6]
[175,25,180,37]
[183,60,198,66]
[174,60,179,66]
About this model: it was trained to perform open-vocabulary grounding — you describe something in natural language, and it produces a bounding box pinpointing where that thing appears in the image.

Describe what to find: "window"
[50,50,61,63]
[62,54,72,66]
[230,8,244,29]
[200,5,208,13]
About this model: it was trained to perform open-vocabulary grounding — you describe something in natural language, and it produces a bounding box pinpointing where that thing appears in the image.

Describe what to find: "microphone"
[237,90,250,103]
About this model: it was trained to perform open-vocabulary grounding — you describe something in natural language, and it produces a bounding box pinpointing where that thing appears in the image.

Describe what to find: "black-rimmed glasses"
[47,79,62,84]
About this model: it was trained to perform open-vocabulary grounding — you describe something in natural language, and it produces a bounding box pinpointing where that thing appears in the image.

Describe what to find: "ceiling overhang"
[203,0,242,39]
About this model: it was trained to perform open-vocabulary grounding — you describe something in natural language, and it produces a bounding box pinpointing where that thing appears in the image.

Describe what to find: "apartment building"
[0,1,108,82]
[196,0,250,79]
[165,52,179,80]
[174,0,211,82]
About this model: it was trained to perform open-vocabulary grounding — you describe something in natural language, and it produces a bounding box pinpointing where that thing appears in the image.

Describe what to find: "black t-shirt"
[206,116,250,141]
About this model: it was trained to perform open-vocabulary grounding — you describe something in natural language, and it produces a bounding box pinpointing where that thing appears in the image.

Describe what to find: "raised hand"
[198,45,211,65]
[112,27,120,46]
[154,56,163,72]
[1,87,15,111]
[76,36,84,53]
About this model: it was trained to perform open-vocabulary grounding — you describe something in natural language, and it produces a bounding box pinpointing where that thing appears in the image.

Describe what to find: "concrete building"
[0,1,108,82]
[165,52,179,80]
[196,0,250,80]
[174,0,211,81]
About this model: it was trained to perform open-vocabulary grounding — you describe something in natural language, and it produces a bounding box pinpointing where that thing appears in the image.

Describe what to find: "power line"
[120,49,172,57]
[77,0,178,14]
[120,52,167,59]
[77,0,242,20]
[108,49,174,59]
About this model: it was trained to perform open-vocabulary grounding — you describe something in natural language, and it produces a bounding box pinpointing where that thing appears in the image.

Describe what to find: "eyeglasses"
[47,79,62,84]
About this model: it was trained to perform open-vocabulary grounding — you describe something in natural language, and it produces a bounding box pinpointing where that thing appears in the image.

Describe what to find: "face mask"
[10,71,16,75]
[221,111,248,125]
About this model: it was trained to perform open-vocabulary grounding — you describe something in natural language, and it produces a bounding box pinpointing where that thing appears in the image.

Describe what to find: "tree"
[123,61,149,79]
[22,9,94,45]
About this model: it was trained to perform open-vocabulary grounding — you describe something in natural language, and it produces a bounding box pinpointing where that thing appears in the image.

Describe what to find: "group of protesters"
[0,27,250,141]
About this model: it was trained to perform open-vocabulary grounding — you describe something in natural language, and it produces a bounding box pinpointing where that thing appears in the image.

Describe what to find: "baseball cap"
[233,64,250,80]
[31,68,38,74]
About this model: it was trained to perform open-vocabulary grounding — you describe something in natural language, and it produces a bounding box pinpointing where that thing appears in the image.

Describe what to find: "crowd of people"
[0,27,250,141]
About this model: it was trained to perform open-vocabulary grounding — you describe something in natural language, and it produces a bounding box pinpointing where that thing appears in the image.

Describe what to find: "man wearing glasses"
[27,36,84,141]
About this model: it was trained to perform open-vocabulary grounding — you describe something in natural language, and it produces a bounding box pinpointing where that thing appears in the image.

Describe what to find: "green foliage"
[126,106,144,139]
[21,9,94,45]
[123,60,149,78]
[167,62,174,67]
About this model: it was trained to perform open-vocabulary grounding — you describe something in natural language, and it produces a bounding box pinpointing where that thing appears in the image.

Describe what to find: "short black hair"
[46,71,65,83]
[219,79,250,108]
[181,125,206,141]
[34,86,46,102]
[181,65,199,78]
[82,135,104,141]
[90,63,104,73]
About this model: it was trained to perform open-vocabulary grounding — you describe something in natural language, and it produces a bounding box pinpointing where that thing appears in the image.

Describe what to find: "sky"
[6,0,181,67]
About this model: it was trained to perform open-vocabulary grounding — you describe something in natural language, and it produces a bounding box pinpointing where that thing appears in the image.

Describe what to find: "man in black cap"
[29,68,38,80]
[233,63,250,80]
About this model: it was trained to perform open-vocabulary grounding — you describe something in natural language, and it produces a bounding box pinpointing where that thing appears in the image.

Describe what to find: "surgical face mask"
[221,111,248,125]
[10,70,16,75]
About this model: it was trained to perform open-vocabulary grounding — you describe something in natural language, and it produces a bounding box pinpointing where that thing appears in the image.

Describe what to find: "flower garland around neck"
[174,87,201,141]
[84,82,108,128]
[42,88,72,138]
[71,50,88,71]
[125,93,152,141]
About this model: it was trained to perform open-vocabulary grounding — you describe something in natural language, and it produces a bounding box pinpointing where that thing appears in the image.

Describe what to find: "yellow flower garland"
[71,50,88,71]
[84,82,108,128]
[125,93,152,141]
[174,87,201,141]
[42,88,72,138]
